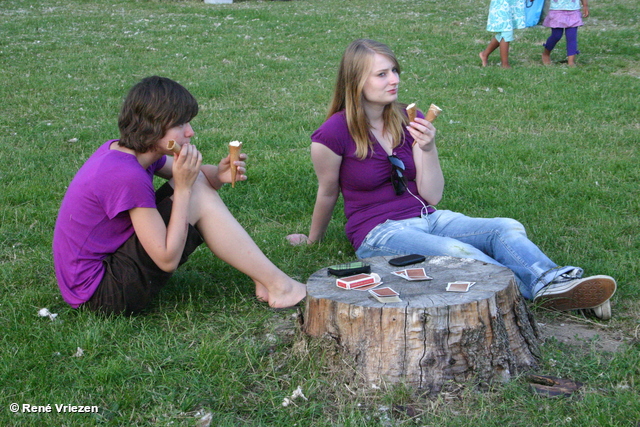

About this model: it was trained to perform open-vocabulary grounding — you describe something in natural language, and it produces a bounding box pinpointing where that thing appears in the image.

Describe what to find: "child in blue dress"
[480,0,526,68]
[542,0,589,66]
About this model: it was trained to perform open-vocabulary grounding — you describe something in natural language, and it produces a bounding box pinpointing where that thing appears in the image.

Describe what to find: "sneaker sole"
[535,275,616,311]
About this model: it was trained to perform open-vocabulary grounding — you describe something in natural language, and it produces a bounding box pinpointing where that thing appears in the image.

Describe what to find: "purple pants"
[544,27,579,56]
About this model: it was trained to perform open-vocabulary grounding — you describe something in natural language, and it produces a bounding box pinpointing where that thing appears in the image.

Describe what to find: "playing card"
[392,268,433,281]
[446,281,476,292]
[369,287,402,303]
[370,287,399,297]
[352,281,383,291]
[404,268,433,280]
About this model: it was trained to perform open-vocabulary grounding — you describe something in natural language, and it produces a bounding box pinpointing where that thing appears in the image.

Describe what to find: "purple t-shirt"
[311,110,435,249]
[52,140,167,307]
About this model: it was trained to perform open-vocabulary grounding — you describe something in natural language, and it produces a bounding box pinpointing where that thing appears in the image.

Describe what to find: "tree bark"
[303,256,540,394]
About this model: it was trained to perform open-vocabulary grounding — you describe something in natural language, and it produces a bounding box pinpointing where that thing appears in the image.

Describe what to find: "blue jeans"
[355,210,580,300]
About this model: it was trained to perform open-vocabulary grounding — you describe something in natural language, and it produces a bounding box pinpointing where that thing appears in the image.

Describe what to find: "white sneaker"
[534,275,616,312]
[587,299,612,320]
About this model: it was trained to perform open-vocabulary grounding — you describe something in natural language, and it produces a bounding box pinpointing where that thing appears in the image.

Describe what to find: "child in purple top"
[542,0,589,66]
[287,39,616,319]
[53,140,167,308]
[53,76,306,314]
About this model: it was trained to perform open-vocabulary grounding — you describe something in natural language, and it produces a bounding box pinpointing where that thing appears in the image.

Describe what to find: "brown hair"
[118,76,198,153]
[327,39,407,159]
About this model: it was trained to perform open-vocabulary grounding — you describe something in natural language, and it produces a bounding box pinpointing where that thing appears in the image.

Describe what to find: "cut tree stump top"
[303,256,540,393]
[306,255,514,308]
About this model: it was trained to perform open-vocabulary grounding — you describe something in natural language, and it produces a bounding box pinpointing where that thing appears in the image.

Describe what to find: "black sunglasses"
[388,155,407,196]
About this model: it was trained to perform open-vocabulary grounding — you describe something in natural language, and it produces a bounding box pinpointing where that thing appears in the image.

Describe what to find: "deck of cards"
[336,273,382,290]
[392,268,433,281]
[368,287,401,303]
[446,281,476,293]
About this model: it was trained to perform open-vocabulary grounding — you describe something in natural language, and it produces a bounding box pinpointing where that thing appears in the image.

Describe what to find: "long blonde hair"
[327,39,407,160]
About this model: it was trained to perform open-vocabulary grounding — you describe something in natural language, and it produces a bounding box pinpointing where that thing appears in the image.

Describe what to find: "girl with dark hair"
[54,76,306,315]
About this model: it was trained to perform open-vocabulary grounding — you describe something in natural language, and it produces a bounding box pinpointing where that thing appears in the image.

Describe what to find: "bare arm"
[407,117,444,205]
[155,155,174,180]
[287,143,341,245]
[130,144,202,272]
[308,143,342,242]
[581,0,589,18]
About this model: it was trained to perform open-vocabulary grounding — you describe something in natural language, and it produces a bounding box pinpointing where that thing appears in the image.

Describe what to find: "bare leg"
[479,37,500,66]
[567,55,576,66]
[188,174,306,308]
[499,40,511,68]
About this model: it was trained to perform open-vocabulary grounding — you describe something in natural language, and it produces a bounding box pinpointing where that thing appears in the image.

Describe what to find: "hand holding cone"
[229,140,243,188]
[409,103,443,147]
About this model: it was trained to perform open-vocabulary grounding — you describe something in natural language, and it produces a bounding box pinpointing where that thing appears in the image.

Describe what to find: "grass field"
[1,0,639,425]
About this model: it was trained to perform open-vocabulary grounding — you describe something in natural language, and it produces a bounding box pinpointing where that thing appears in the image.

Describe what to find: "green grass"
[1,0,639,425]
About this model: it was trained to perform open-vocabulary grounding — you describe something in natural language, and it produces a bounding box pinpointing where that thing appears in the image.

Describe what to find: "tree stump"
[303,256,540,394]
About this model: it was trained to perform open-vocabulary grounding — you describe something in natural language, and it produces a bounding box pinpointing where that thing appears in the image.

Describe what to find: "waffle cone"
[167,140,181,154]
[425,104,442,123]
[229,141,243,188]
[406,103,417,122]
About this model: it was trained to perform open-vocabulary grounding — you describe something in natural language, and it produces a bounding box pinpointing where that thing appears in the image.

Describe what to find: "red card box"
[336,273,380,289]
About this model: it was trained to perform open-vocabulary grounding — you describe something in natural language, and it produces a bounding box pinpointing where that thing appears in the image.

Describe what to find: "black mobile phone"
[388,254,426,267]
[327,261,371,277]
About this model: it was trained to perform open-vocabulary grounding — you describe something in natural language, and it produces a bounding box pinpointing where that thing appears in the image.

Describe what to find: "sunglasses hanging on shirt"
[388,155,407,196]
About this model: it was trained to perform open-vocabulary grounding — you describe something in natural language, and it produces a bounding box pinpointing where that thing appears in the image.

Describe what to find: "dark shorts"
[84,183,204,315]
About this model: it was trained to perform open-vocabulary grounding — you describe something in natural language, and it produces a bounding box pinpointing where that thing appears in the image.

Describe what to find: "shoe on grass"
[585,299,612,321]
[534,275,616,312]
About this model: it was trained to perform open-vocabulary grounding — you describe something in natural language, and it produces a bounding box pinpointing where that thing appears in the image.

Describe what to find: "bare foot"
[286,233,309,246]
[479,51,488,67]
[501,63,511,69]
[567,55,576,66]
[267,279,307,309]
[542,49,551,65]
[255,280,269,302]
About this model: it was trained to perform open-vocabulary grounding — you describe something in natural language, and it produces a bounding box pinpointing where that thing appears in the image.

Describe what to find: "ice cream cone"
[229,140,243,188]
[425,104,442,123]
[167,139,181,154]
[406,103,417,122]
